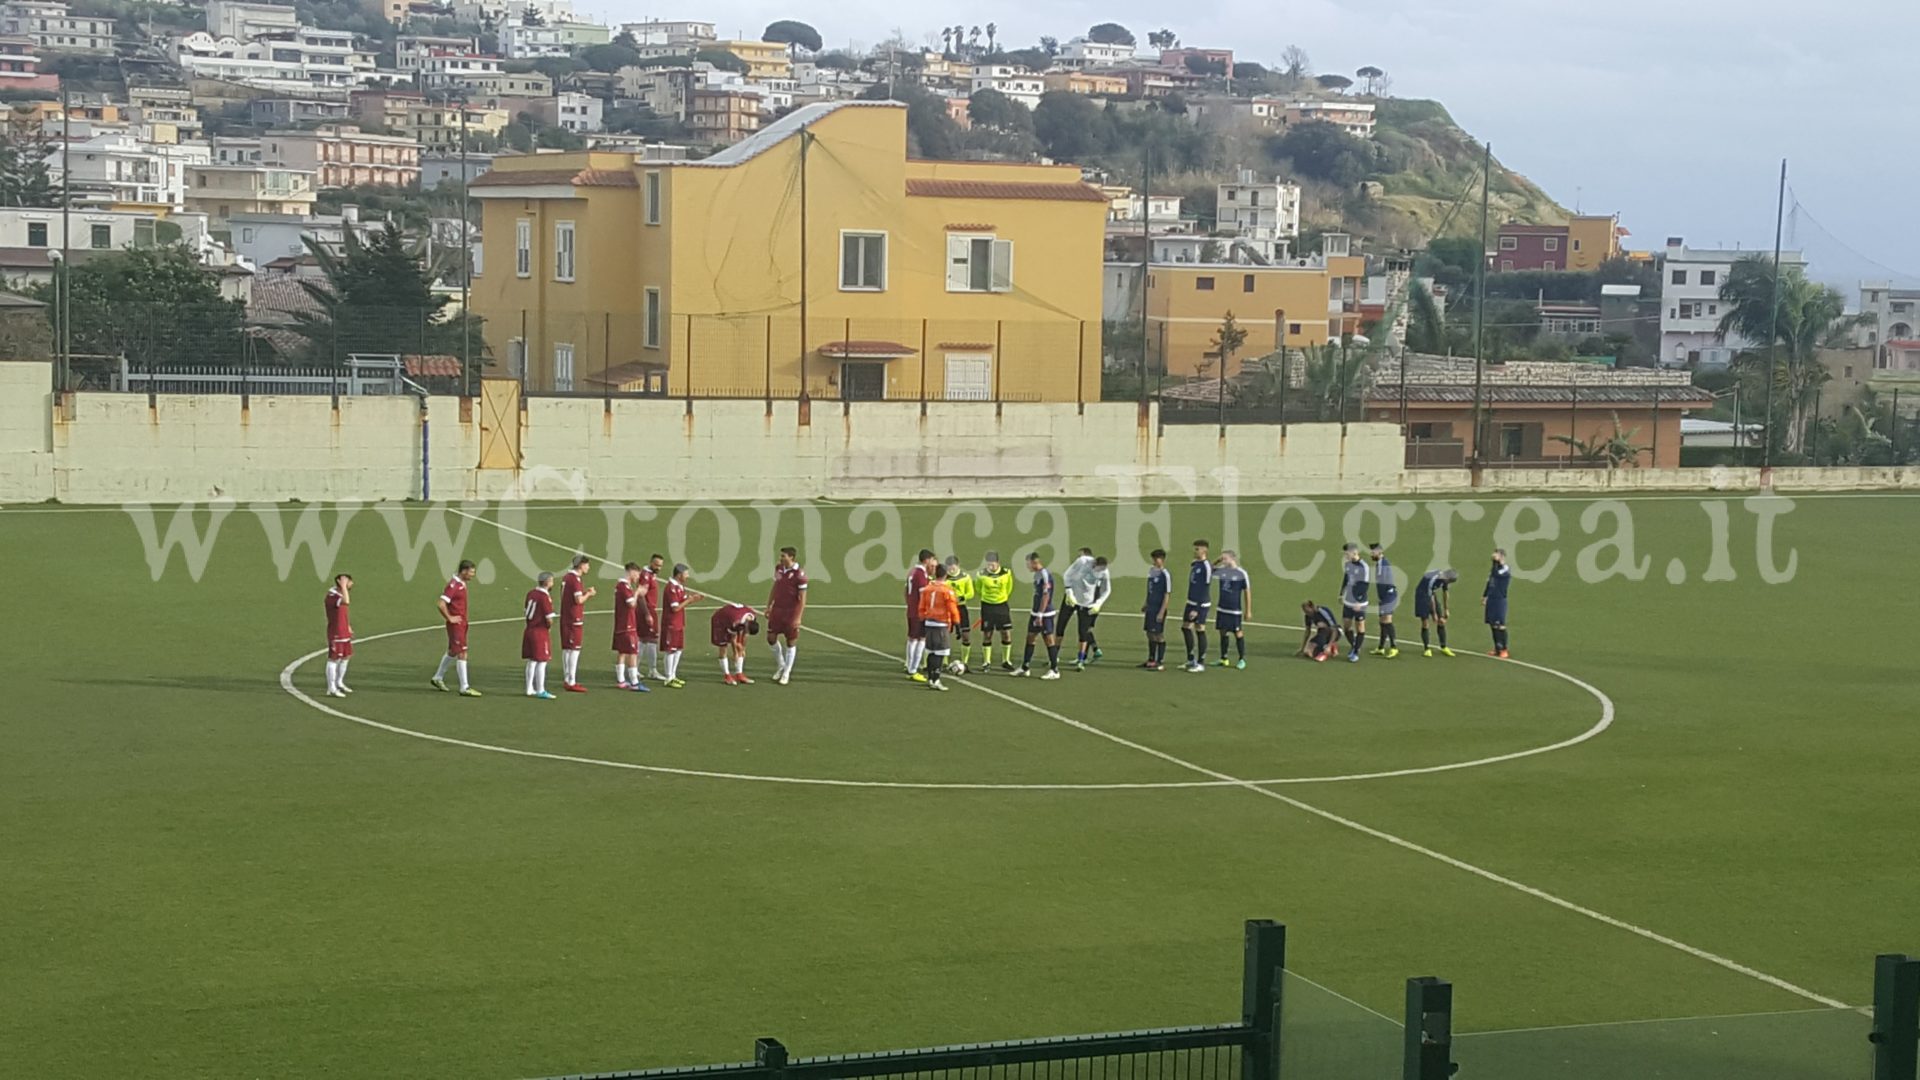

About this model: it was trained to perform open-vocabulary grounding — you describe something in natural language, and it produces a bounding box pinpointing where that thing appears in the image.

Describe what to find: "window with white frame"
[944,353,991,400]
[1543,236,1559,251]
[840,231,886,290]
[553,221,575,281]
[644,171,662,225]
[1498,236,1518,251]
[553,343,574,391]
[946,234,1014,293]
[643,287,661,348]
[515,218,531,277]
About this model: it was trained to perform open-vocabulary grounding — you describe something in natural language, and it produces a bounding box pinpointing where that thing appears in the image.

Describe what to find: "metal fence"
[529,929,1919,1080]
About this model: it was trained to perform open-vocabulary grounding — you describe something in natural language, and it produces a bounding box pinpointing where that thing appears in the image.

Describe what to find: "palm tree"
[939,26,952,54]
[1718,254,1847,454]
[1551,412,1648,468]
[968,26,981,54]
[1301,341,1366,420]
[984,22,996,53]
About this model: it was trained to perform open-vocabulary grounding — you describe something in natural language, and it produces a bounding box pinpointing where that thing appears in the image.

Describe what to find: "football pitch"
[2,492,1915,1079]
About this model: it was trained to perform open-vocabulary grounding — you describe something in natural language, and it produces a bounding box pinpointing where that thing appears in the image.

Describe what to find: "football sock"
[1196,631,1208,662]
[960,641,972,666]
[1046,644,1060,671]
[324,659,338,692]
[925,653,941,683]
[338,658,350,685]
[1421,627,1431,648]
[719,658,731,678]
[665,651,681,680]
[1354,632,1366,654]
[434,655,453,681]
[456,659,469,690]
[524,661,536,695]
[536,661,549,694]
[1022,642,1035,669]
[770,641,786,672]
[1437,624,1449,648]
[1387,625,1398,648]
[782,644,798,677]
[1182,627,1195,662]
[616,662,628,685]
[1236,636,1246,659]
[1219,637,1229,661]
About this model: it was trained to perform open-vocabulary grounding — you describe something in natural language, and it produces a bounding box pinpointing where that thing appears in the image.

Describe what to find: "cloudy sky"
[587,0,1919,293]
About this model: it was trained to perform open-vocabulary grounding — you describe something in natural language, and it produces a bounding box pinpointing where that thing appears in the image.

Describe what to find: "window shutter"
[946,234,970,291]
[990,239,1013,292]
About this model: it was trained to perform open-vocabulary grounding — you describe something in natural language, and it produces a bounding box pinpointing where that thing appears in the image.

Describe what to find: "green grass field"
[2,493,1914,1079]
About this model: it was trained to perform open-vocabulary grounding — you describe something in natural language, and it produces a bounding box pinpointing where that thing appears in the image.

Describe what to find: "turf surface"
[1,494,1913,1078]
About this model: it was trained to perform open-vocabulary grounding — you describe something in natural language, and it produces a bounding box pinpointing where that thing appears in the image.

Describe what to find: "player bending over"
[1339,544,1371,663]
[1415,568,1459,657]
[765,546,808,686]
[1368,543,1400,658]
[324,573,354,697]
[917,563,961,691]
[523,572,556,699]
[1483,549,1512,658]
[431,559,482,696]
[711,602,760,685]
[1298,600,1340,663]
[1063,548,1111,670]
[612,562,649,692]
[1141,548,1171,670]
[558,554,597,693]
[1180,539,1213,672]
[1015,552,1062,680]
[976,551,1016,671]
[660,564,702,688]
[1213,551,1251,668]
[944,556,975,671]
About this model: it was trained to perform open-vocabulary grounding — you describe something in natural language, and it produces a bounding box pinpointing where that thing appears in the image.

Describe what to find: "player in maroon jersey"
[611,562,650,693]
[324,573,353,698]
[557,554,596,693]
[636,553,665,680]
[710,602,761,685]
[431,559,482,697]
[523,572,556,699]
[659,563,703,689]
[765,546,808,686]
[904,549,936,682]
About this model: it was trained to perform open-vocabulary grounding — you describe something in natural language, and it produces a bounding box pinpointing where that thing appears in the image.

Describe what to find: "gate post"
[1402,977,1455,1080]
[1242,919,1286,1080]
[1873,954,1919,1080]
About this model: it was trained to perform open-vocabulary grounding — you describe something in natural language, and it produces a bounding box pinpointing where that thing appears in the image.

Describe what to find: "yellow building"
[1043,70,1128,96]
[468,101,1107,401]
[1566,213,1624,271]
[713,39,792,80]
[1144,239,1365,378]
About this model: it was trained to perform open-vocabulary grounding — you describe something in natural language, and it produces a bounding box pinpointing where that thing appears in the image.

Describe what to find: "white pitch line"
[1454,1005,1855,1039]
[435,507,1853,1012]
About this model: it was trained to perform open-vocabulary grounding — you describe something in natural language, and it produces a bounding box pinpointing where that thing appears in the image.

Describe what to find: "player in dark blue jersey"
[1338,544,1371,663]
[1482,548,1512,658]
[1180,539,1213,672]
[1367,543,1400,658]
[1413,568,1460,657]
[1141,548,1172,670]
[1213,550,1252,669]
[1297,601,1340,662]
[1016,552,1063,679]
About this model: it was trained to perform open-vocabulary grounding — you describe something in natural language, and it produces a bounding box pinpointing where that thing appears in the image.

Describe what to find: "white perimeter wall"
[3,362,1919,503]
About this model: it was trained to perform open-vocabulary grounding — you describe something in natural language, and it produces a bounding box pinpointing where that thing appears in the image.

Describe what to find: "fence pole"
[1241,920,1285,1080]
[1338,338,1349,435]
[519,309,528,393]
[1651,383,1660,467]
[1278,346,1288,439]
[755,1037,789,1078]
[1809,385,1821,463]
[1568,378,1578,466]
[764,313,773,415]
[684,314,694,416]
[1076,319,1086,414]
[603,311,611,410]
[1893,389,1903,460]
[1399,350,1408,431]
[1873,954,1919,1080]
[994,319,1004,419]
[1402,977,1455,1080]
[919,317,929,416]
[843,316,852,416]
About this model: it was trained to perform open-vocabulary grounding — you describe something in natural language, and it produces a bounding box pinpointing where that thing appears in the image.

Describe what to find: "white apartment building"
[435,68,550,97]
[619,19,713,48]
[205,0,297,41]
[1,0,112,52]
[1215,169,1301,258]
[264,124,421,188]
[968,65,1044,109]
[211,135,264,165]
[454,0,573,24]
[172,28,358,92]
[1283,99,1376,138]
[1659,237,1807,367]
[228,205,378,267]
[183,164,317,225]
[417,50,502,88]
[1107,191,1183,225]
[397,33,479,75]
[548,90,601,133]
[51,128,210,206]
[500,19,607,59]
[1058,37,1134,67]
[1857,283,1920,346]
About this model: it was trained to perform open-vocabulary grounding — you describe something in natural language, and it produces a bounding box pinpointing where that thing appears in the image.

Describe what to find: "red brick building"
[1492,223,1571,273]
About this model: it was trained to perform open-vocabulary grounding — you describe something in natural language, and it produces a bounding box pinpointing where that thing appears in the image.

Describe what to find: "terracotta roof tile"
[906,178,1107,203]
[404,354,463,377]
[575,168,638,187]
[820,339,918,358]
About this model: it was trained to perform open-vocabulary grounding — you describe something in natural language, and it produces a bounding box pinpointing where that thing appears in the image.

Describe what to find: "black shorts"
[1027,612,1057,637]
[980,601,1012,631]
[1144,614,1166,635]
[955,604,970,632]
[1074,606,1099,640]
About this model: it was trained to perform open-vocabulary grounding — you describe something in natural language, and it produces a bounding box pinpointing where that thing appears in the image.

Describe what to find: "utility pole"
[1469,142,1491,468]
[460,91,472,395]
[1762,158,1787,471]
[1138,140,1152,411]
[797,130,811,396]
[59,86,71,391]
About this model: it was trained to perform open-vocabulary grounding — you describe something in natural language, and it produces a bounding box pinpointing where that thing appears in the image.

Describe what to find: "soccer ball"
[947,661,967,676]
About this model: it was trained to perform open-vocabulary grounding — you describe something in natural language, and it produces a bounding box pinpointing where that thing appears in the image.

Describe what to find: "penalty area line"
[447,507,1853,1013]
